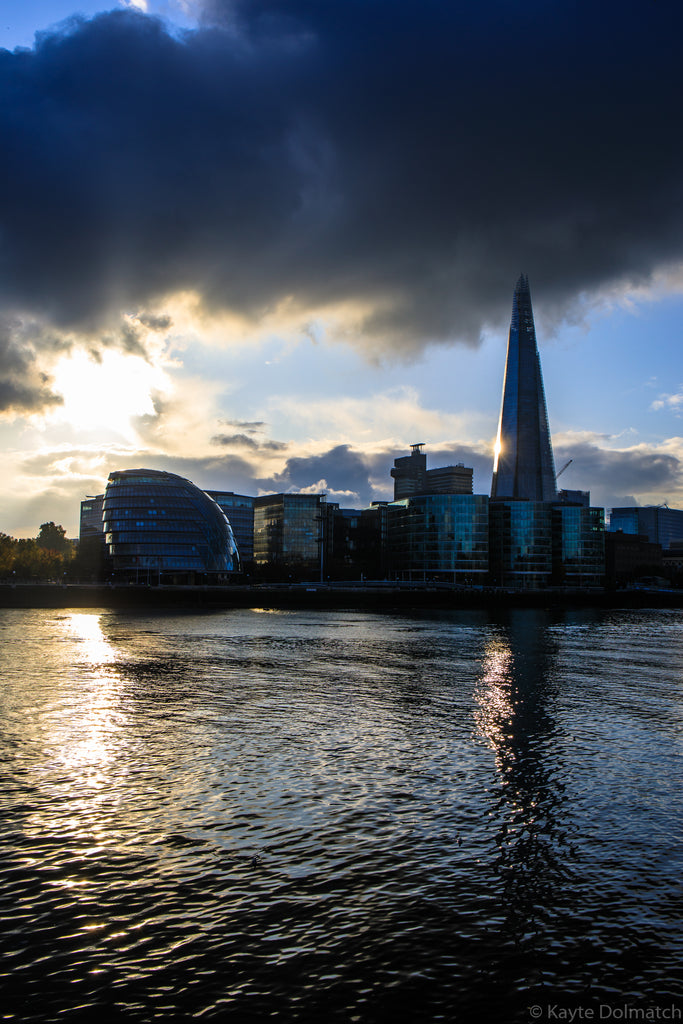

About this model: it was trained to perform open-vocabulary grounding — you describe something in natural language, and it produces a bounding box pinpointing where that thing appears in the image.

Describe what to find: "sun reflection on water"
[15,613,137,860]
[55,613,123,777]
[473,636,514,755]
[65,612,118,667]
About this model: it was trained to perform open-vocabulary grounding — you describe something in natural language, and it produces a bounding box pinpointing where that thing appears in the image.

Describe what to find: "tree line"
[0,523,77,580]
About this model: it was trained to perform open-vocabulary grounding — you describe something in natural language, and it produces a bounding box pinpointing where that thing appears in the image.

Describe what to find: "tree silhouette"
[37,522,71,555]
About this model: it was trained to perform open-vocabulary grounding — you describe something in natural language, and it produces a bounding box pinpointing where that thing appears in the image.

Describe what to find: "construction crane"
[556,459,573,479]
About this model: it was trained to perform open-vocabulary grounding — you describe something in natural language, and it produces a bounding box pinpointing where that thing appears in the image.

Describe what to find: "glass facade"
[610,506,683,551]
[208,491,255,565]
[387,494,489,583]
[329,506,385,580]
[491,275,557,502]
[552,505,605,586]
[489,500,553,588]
[609,508,640,536]
[79,494,104,540]
[253,493,330,577]
[77,493,109,578]
[102,469,239,581]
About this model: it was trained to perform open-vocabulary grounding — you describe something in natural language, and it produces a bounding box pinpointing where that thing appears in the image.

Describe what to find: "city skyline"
[2,1,683,536]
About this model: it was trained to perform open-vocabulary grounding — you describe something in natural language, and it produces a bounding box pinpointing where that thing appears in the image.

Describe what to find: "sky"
[2,0,683,536]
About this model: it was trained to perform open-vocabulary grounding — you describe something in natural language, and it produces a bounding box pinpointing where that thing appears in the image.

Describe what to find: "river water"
[1,606,682,1023]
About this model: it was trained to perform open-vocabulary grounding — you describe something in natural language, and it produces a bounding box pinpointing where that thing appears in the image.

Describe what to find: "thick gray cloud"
[0,320,64,413]
[1,0,682,362]
[553,440,682,510]
[272,444,375,503]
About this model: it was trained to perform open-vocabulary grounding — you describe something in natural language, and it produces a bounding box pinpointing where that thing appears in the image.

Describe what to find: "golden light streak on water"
[54,613,123,776]
[473,637,514,754]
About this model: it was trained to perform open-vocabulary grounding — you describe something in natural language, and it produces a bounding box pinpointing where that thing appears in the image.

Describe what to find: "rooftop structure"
[391,444,473,499]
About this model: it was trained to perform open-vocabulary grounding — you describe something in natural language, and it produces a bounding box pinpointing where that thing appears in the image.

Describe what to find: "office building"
[387,494,489,583]
[488,500,553,588]
[102,469,239,582]
[491,274,557,501]
[610,506,683,551]
[328,506,385,580]
[253,493,335,579]
[391,444,427,498]
[558,489,590,508]
[79,495,104,540]
[208,491,255,567]
[391,443,473,499]
[605,531,662,587]
[551,504,605,586]
[425,464,474,495]
[78,493,109,579]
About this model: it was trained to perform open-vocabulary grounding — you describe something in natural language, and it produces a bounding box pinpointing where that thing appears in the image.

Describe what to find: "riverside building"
[489,275,605,588]
[207,491,255,569]
[252,493,336,580]
[386,444,487,582]
[102,469,240,583]
[78,493,109,578]
[610,505,683,552]
[491,274,557,502]
[387,493,489,584]
[78,279,610,589]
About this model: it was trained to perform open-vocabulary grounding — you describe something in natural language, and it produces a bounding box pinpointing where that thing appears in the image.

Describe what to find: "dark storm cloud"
[273,444,375,502]
[150,452,268,496]
[553,441,682,499]
[0,321,64,413]
[2,0,683,356]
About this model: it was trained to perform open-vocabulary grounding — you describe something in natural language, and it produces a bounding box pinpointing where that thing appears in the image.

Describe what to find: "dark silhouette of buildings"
[391,443,473,499]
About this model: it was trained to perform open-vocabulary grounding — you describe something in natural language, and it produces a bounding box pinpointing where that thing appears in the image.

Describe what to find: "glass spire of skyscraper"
[491,274,557,501]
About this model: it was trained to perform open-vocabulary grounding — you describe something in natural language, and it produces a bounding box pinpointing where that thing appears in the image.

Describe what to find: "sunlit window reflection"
[493,433,503,472]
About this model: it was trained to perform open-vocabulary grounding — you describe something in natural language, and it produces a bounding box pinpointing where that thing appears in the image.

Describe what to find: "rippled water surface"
[1,605,682,1022]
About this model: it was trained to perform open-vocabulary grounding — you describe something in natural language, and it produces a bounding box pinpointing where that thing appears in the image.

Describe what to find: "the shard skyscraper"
[491,274,557,501]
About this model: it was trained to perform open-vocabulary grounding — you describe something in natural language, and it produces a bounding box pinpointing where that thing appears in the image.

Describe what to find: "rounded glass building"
[102,469,239,582]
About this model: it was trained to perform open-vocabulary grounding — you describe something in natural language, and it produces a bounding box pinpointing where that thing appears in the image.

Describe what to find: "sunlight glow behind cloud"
[50,350,168,438]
